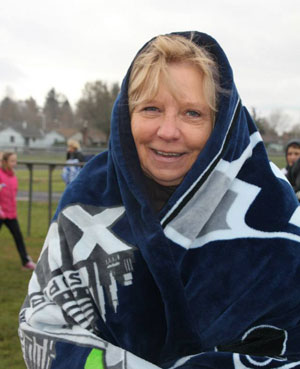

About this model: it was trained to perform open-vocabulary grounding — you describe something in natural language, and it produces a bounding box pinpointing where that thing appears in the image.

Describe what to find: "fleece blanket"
[19,31,300,369]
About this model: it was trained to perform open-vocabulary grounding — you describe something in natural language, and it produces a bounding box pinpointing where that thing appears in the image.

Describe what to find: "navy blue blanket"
[19,32,300,369]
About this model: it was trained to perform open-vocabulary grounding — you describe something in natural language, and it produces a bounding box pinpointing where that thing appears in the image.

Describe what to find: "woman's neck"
[143,175,177,213]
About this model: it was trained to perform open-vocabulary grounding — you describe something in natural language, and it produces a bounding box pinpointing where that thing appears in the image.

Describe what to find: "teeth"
[155,150,182,157]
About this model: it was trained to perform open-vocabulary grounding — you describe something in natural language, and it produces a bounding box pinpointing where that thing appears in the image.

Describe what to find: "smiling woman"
[131,62,213,187]
[19,32,300,369]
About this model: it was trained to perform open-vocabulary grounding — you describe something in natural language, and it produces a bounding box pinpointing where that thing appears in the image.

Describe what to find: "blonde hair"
[67,139,81,151]
[128,34,220,120]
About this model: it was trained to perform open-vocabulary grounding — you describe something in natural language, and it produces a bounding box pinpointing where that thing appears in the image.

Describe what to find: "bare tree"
[0,96,22,123]
[250,107,277,136]
[22,97,43,128]
[268,109,291,136]
[76,81,120,136]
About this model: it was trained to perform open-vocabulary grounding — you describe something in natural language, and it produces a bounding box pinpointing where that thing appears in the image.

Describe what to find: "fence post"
[48,164,56,225]
[26,163,33,236]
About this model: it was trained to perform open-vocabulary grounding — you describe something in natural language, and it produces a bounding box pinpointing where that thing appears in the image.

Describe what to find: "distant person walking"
[0,152,36,270]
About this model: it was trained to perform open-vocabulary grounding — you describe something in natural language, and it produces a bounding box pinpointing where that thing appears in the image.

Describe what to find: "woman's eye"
[143,106,159,112]
[186,110,201,118]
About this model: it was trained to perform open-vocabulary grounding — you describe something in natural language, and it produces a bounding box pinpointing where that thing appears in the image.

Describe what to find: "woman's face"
[6,154,17,170]
[131,62,213,186]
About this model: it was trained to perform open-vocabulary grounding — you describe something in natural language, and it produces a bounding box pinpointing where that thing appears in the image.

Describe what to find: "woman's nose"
[157,113,180,141]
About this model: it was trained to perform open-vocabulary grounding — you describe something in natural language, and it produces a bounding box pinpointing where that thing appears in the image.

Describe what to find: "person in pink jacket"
[0,152,35,270]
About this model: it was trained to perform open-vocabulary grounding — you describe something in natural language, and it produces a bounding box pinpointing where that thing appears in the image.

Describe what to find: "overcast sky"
[1,0,299,125]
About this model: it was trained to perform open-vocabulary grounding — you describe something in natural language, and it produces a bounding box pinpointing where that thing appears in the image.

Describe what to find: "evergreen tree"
[43,88,60,129]
[59,99,74,128]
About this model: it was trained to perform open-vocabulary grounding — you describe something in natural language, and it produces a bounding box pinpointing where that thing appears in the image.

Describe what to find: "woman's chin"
[144,170,183,187]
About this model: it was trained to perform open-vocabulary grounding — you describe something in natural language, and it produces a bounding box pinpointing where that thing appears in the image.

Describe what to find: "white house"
[0,122,106,150]
[30,130,65,148]
[0,127,24,149]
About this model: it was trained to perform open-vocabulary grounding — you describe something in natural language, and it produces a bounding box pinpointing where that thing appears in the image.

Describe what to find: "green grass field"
[16,167,66,192]
[269,155,285,169]
[16,151,68,193]
[0,153,285,368]
[17,152,66,163]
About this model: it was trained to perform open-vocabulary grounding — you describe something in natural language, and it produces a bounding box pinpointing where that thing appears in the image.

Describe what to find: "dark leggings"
[0,218,29,265]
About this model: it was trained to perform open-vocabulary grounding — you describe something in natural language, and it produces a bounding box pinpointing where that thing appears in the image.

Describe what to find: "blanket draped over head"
[19,32,300,369]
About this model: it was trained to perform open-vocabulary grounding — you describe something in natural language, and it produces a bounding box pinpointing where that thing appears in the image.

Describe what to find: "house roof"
[56,127,79,139]
[0,121,43,139]
[0,121,107,144]
[57,127,107,143]
[87,129,107,143]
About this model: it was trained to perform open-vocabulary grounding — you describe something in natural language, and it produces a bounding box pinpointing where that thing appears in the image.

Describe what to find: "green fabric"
[84,349,104,369]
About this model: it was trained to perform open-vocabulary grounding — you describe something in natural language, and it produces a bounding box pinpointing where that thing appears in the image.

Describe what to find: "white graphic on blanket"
[39,222,62,270]
[164,176,261,249]
[193,178,260,247]
[20,205,138,368]
[44,269,98,329]
[162,132,262,244]
[165,174,300,249]
[289,206,300,228]
[192,178,300,248]
[241,325,288,356]
[62,205,132,261]
[233,353,300,369]
[216,324,290,369]
[29,205,136,333]
[226,325,300,369]
[19,326,159,369]
[19,330,56,369]
[163,133,263,248]
[61,205,136,320]
[164,131,300,249]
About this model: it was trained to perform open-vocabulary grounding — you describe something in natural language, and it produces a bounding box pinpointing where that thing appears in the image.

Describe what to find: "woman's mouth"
[152,149,184,157]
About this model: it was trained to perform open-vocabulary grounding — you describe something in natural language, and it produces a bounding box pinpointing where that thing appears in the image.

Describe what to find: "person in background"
[286,140,300,200]
[19,32,300,369]
[61,158,82,186]
[66,139,85,162]
[0,152,36,270]
[281,139,300,177]
[61,139,85,185]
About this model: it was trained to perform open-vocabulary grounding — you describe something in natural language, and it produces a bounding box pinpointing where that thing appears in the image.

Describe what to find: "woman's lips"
[153,149,183,157]
[150,148,186,162]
